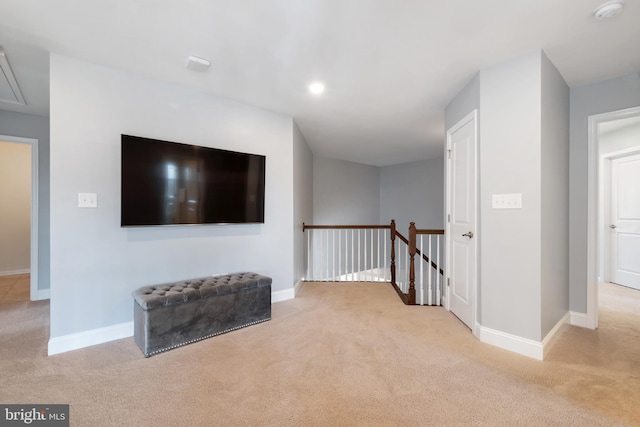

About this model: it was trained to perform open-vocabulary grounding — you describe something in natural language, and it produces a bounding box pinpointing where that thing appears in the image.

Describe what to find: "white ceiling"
[0,0,638,166]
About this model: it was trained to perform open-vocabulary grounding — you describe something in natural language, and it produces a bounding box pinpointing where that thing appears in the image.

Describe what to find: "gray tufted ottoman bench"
[132,272,272,357]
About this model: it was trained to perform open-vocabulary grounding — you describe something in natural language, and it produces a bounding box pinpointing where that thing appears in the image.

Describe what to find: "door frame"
[586,105,640,328]
[0,134,43,301]
[445,109,479,336]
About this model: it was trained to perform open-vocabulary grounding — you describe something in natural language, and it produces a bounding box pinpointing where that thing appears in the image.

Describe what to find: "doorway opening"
[0,135,40,302]
[586,106,640,328]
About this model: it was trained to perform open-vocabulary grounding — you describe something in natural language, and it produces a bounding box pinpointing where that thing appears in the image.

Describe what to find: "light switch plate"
[78,193,98,208]
[492,193,522,209]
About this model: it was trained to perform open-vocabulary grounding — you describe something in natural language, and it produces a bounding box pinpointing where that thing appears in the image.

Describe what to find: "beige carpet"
[1,282,638,426]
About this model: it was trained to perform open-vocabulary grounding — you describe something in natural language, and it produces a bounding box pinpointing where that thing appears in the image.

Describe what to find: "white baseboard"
[272,287,295,303]
[48,321,134,356]
[542,312,570,359]
[294,280,303,296]
[48,289,294,355]
[476,324,544,360]
[0,269,30,276]
[570,311,589,328]
[476,312,570,361]
[31,288,50,301]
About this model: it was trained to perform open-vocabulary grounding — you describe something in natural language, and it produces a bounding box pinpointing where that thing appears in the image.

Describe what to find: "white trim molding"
[48,321,134,356]
[476,313,569,361]
[541,312,570,359]
[272,287,295,303]
[48,289,295,355]
[294,280,304,296]
[32,288,50,301]
[476,324,544,360]
[570,311,589,328]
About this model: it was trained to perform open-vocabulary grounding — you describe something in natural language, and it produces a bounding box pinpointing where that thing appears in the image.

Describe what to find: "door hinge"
[447,149,452,159]
[447,278,450,287]
[448,214,450,223]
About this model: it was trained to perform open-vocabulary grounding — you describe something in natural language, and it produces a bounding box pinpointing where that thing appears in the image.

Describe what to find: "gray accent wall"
[569,72,640,313]
[445,73,480,131]
[313,156,380,225]
[446,51,571,343]
[599,120,640,156]
[0,109,50,290]
[379,157,444,232]
[540,53,570,338]
[293,120,313,285]
[479,51,543,341]
[49,54,296,338]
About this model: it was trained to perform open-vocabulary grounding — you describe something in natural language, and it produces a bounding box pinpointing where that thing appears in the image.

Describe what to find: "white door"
[446,111,477,329]
[610,153,640,290]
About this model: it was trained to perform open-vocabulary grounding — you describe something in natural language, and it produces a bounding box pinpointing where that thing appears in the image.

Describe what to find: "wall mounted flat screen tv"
[121,135,265,227]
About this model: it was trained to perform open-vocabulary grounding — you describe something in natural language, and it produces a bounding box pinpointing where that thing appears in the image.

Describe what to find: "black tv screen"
[121,135,265,226]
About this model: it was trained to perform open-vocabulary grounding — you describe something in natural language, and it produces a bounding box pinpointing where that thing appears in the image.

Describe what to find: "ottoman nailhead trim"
[144,318,271,357]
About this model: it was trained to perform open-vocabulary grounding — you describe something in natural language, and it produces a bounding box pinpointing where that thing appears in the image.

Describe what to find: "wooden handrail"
[303,223,391,231]
[416,229,445,235]
[397,227,445,276]
[395,231,409,245]
[417,251,445,276]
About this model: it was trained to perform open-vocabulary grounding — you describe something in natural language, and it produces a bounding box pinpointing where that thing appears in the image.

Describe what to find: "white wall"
[313,156,379,225]
[379,157,444,232]
[49,54,296,339]
[293,120,313,286]
[0,142,31,273]
[540,53,570,338]
[0,110,50,289]
[569,72,640,313]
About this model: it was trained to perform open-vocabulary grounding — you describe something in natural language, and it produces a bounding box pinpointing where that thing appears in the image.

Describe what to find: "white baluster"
[436,234,441,304]
[418,234,424,305]
[428,235,433,305]
[306,230,311,280]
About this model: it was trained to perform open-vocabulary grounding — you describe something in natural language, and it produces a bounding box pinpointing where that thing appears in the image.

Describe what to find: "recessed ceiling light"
[309,82,325,95]
[594,1,624,20]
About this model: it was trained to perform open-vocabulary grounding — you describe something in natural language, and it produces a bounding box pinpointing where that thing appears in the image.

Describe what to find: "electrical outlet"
[78,193,98,208]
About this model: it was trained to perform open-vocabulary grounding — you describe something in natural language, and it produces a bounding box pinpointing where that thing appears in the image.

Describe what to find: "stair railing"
[303,219,444,306]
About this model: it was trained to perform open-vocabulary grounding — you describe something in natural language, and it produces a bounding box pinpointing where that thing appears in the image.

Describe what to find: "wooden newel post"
[408,222,417,305]
[390,220,396,286]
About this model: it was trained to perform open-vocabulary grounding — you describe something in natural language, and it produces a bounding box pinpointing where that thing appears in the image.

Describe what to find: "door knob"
[609,224,617,229]
[462,231,474,238]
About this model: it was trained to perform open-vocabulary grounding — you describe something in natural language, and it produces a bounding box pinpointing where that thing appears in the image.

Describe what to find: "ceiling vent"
[185,55,211,72]
[0,48,25,105]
